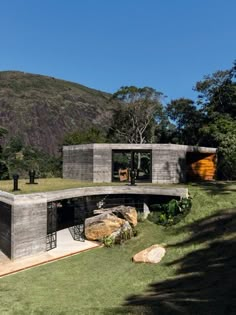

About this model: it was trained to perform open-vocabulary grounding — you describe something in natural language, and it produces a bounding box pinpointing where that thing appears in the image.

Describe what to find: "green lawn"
[0,182,236,314]
[0,177,186,194]
[0,178,123,194]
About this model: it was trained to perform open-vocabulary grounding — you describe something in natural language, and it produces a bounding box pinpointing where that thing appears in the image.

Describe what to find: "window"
[112,150,152,182]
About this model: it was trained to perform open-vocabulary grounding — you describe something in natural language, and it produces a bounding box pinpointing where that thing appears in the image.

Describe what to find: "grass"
[0,178,124,194]
[0,182,236,314]
[0,177,188,195]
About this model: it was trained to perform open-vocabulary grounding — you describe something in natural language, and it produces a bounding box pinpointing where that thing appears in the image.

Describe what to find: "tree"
[195,62,236,119]
[0,126,7,139]
[193,60,236,179]
[200,117,236,179]
[0,126,8,179]
[166,98,204,145]
[63,127,107,145]
[109,86,164,144]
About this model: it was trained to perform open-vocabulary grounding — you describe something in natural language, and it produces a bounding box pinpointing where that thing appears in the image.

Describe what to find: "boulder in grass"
[94,205,138,227]
[132,245,166,264]
[85,213,125,241]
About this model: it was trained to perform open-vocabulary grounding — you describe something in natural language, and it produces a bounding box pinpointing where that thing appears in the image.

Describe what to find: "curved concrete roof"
[0,186,188,205]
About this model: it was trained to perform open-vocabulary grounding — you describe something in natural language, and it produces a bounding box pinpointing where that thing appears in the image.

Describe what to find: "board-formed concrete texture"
[63,144,94,181]
[0,186,188,260]
[63,143,217,183]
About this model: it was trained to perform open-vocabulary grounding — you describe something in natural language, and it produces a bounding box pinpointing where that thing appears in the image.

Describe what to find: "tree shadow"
[189,181,236,196]
[110,209,236,315]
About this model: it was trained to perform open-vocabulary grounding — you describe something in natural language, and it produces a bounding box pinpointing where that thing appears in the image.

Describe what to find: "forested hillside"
[0,71,117,155]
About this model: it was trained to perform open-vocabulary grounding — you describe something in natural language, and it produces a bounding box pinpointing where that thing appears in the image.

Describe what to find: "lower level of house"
[0,186,188,260]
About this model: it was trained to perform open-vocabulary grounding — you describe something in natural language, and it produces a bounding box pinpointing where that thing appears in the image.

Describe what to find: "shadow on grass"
[105,208,236,315]
[189,181,236,195]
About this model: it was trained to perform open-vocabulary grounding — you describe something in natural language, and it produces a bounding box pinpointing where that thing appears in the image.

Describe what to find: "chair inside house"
[119,168,129,182]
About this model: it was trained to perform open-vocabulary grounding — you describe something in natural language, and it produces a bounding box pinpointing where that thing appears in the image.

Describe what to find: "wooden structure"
[118,168,129,181]
[187,152,216,181]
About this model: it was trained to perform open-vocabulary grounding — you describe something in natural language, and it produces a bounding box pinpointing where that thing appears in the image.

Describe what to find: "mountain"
[0,71,118,155]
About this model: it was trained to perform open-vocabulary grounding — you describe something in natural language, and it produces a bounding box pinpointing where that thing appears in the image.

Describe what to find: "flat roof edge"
[0,191,15,205]
[63,143,217,153]
[1,186,188,205]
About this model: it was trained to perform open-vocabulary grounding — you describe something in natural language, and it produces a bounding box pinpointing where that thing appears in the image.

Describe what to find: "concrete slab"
[0,228,101,278]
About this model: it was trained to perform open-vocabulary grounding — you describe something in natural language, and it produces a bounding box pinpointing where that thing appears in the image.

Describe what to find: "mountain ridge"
[0,71,118,155]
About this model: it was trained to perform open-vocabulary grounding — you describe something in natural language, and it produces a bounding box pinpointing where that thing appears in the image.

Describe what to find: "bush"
[102,225,138,248]
[2,139,62,179]
[102,235,115,248]
[148,197,192,226]
[0,160,9,179]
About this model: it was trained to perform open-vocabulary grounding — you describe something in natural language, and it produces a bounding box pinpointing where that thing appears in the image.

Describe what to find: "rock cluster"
[85,205,137,241]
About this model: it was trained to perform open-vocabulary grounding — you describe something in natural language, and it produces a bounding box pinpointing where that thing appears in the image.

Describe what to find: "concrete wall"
[45,185,189,201]
[63,144,216,184]
[63,144,93,181]
[93,145,112,182]
[0,201,12,258]
[152,148,186,183]
[11,194,47,259]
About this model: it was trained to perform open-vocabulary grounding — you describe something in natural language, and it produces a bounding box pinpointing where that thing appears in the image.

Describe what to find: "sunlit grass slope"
[0,182,236,314]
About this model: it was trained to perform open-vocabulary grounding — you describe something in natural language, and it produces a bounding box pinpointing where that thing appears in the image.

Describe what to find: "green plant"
[148,197,192,226]
[102,235,115,247]
[115,228,133,245]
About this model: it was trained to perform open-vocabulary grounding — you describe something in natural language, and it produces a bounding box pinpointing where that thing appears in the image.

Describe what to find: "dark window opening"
[112,150,152,182]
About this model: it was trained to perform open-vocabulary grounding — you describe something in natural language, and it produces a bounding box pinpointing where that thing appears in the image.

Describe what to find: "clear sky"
[0,0,235,102]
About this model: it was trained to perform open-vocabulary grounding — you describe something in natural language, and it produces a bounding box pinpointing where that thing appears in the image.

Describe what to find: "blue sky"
[0,0,235,102]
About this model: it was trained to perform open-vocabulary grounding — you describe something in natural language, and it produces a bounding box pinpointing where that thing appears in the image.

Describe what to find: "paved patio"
[0,228,101,278]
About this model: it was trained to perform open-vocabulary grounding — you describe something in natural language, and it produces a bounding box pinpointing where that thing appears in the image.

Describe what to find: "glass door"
[112,150,152,182]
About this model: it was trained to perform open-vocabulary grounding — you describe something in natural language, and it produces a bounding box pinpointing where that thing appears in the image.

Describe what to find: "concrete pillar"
[11,194,47,259]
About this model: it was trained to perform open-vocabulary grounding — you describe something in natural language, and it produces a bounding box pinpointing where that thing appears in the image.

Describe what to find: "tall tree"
[109,86,164,144]
[195,61,236,119]
[166,98,204,145]
[194,60,236,178]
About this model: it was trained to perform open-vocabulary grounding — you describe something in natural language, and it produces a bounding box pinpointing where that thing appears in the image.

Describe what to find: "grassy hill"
[0,71,118,155]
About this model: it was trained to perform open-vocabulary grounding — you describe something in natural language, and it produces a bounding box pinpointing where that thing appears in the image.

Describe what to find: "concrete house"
[63,143,217,183]
[0,143,216,261]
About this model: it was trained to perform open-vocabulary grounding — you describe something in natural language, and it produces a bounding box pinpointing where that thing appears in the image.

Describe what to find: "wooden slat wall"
[187,153,216,181]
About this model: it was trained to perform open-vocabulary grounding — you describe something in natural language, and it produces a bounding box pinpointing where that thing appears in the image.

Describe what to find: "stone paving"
[0,228,100,278]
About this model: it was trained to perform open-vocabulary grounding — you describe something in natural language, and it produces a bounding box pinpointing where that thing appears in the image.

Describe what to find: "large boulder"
[132,245,166,264]
[85,213,125,241]
[93,205,138,227]
[116,206,138,227]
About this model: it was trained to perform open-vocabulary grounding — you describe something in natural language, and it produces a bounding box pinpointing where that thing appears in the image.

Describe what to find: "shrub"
[103,225,138,247]
[148,197,192,226]
[102,235,115,248]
